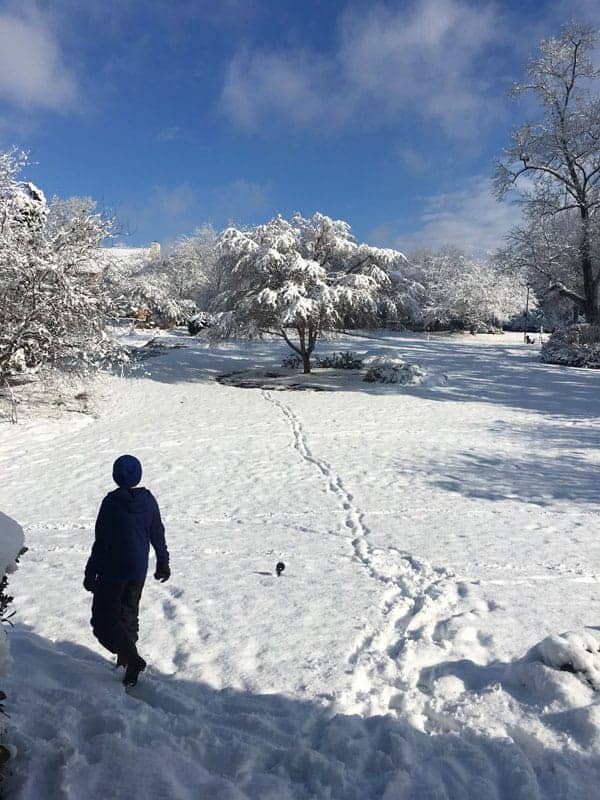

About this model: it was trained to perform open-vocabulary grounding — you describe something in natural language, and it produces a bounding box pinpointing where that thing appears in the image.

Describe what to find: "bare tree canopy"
[495,21,600,323]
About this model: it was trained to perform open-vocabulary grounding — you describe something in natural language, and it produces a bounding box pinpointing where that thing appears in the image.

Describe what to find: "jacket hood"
[108,486,149,514]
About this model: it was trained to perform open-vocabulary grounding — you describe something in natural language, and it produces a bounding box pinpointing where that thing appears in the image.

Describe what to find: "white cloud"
[372,177,523,255]
[337,0,501,136]
[221,50,336,131]
[220,0,505,137]
[0,11,77,110]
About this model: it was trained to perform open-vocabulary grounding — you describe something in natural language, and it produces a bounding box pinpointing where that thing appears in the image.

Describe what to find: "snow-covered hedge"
[0,513,24,677]
[362,356,448,387]
[282,351,364,370]
[316,351,363,370]
[541,324,600,368]
[0,513,24,776]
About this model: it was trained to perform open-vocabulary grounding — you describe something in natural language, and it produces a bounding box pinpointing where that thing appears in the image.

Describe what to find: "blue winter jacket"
[85,487,169,581]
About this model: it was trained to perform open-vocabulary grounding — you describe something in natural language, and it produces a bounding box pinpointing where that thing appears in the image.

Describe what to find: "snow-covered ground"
[1,330,599,799]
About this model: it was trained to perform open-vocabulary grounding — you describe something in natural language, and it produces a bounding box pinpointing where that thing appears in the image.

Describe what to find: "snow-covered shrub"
[281,353,302,370]
[363,356,427,385]
[315,351,363,369]
[541,324,600,368]
[0,513,25,770]
[507,630,600,709]
[187,311,216,335]
[468,322,504,335]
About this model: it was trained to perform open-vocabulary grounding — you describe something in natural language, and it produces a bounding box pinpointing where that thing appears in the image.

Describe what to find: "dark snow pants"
[91,579,145,664]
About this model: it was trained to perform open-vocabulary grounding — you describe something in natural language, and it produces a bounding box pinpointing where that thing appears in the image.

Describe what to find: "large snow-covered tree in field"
[495,22,600,323]
[212,213,414,372]
[0,150,115,379]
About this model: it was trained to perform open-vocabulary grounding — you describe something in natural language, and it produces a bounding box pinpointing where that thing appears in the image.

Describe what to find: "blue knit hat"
[113,454,142,487]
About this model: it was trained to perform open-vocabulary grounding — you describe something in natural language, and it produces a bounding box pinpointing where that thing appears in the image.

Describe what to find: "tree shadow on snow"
[118,338,294,387]
[423,449,600,506]
[5,624,600,800]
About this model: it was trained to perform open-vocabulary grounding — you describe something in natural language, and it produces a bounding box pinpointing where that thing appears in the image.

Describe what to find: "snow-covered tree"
[212,213,415,372]
[103,226,219,327]
[0,150,115,379]
[160,224,218,305]
[411,247,523,330]
[495,22,600,323]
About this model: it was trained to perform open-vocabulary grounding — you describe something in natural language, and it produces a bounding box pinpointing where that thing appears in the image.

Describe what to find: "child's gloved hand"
[154,561,170,582]
[83,575,96,593]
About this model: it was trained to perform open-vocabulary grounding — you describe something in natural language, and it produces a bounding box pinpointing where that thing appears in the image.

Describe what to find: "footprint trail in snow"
[262,390,486,726]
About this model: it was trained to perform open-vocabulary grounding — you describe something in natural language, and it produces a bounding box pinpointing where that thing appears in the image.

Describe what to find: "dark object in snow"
[276,562,285,577]
[123,655,146,687]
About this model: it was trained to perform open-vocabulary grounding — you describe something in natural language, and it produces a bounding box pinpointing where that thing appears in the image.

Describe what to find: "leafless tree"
[495,22,600,322]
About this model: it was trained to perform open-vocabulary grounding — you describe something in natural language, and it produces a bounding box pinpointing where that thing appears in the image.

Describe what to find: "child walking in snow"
[84,455,170,687]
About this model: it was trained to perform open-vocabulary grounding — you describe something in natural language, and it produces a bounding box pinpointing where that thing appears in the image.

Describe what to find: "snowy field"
[1,330,599,799]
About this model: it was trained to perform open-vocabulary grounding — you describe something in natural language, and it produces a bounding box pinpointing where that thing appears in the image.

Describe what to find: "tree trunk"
[579,210,600,323]
[296,325,311,374]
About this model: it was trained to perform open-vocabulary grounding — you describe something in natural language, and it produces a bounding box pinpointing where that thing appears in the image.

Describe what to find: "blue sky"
[0,0,599,254]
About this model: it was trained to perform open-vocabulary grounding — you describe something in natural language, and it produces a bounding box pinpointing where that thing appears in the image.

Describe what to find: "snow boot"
[123,656,146,687]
